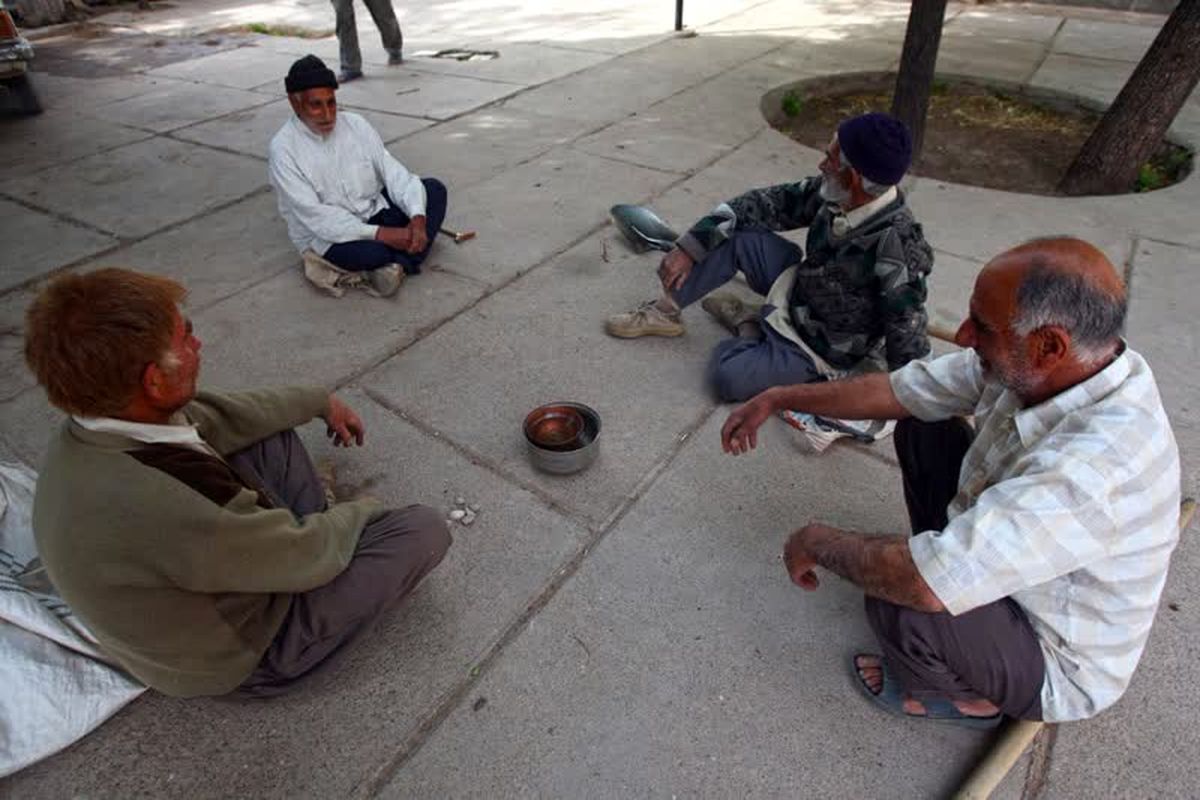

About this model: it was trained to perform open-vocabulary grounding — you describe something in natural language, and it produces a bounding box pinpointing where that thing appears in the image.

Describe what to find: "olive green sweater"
[33,387,381,697]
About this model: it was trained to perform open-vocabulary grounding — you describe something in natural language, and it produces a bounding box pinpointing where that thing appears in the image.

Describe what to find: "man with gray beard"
[721,237,1180,725]
[606,112,934,402]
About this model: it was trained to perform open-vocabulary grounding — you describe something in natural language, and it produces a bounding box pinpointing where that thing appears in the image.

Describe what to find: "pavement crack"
[1021,723,1058,800]
[1024,17,1067,85]
[1124,234,1139,294]
[353,400,719,798]
[357,386,589,524]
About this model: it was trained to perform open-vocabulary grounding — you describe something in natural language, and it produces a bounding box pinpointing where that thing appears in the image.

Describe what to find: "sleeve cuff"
[889,364,932,420]
[908,531,968,616]
[675,232,707,262]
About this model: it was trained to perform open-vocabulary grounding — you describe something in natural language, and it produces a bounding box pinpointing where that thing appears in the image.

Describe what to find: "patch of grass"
[930,79,950,97]
[1136,145,1193,193]
[238,22,332,38]
[781,89,805,118]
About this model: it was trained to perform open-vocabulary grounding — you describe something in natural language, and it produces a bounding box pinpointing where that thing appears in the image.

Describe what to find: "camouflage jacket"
[676,177,934,371]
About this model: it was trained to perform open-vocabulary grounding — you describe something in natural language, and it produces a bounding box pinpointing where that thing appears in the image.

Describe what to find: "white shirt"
[267,111,427,255]
[72,413,216,456]
[891,347,1181,721]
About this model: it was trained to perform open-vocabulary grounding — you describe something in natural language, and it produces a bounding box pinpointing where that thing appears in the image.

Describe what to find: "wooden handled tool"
[440,226,476,244]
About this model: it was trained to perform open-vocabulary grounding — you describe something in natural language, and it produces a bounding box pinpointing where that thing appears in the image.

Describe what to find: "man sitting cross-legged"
[25,268,451,697]
[606,112,934,402]
[268,55,448,298]
[721,237,1181,725]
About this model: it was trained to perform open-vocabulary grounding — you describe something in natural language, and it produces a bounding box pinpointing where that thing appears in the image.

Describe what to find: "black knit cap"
[285,54,338,94]
[836,112,912,186]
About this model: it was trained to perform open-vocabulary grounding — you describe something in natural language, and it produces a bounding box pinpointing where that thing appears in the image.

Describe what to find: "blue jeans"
[323,177,447,275]
[670,230,823,402]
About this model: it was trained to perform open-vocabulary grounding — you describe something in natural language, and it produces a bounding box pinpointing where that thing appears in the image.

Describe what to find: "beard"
[985,355,1038,399]
[819,171,851,204]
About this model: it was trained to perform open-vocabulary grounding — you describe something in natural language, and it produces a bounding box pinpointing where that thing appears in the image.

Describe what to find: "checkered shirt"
[890,346,1181,721]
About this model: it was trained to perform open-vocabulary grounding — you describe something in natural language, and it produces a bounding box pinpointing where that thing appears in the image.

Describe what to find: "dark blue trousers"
[670,230,823,403]
[324,177,448,275]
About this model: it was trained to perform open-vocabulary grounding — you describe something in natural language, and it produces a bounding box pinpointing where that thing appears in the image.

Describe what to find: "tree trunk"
[1059,0,1200,196]
[891,0,949,161]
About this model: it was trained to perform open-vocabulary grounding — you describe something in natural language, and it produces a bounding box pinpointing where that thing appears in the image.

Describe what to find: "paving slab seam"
[0,184,275,299]
[0,128,156,182]
[1123,234,1139,291]
[1137,234,1200,252]
[359,385,590,522]
[354,401,721,798]
[1021,723,1058,800]
[98,94,282,137]
[593,401,720,534]
[1021,17,1065,85]
[570,146,693,176]
[162,131,269,163]
[372,63,533,89]
[0,190,120,243]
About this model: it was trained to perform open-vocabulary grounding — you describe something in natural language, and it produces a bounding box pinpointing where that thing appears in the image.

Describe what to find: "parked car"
[0,0,40,115]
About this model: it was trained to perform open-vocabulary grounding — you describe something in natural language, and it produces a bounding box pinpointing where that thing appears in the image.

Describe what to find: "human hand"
[376,225,413,251]
[322,395,365,447]
[784,527,820,590]
[407,216,428,254]
[720,389,777,455]
[656,247,695,293]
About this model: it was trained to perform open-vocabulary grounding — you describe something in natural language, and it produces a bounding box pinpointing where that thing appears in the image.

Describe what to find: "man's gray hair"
[860,176,893,197]
[1013,259,1126,364]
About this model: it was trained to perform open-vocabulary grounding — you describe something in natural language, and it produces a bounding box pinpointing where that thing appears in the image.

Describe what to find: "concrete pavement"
[1,0,1196,796]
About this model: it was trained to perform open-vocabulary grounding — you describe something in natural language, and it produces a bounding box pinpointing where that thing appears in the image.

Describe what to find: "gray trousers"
[332,0,403,72]
[670,230,822,403]
[866,418,1045,720]
[228,430,450,696]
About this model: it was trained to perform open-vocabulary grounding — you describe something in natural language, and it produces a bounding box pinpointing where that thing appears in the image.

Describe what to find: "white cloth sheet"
[0,462,145,777]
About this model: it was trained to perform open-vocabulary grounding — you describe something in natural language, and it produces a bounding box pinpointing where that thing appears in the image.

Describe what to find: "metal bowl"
[523,402,601,475]
[523,405,584,451]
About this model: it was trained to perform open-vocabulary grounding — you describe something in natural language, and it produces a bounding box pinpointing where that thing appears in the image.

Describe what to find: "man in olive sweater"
[24,268,450,697]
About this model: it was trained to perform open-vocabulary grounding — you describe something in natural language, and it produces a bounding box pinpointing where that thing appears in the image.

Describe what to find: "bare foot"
[854,654,1000,718]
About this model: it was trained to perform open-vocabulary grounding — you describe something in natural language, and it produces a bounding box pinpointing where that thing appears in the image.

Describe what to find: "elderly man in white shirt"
[721,236,1181,727]
[268,55,447,298]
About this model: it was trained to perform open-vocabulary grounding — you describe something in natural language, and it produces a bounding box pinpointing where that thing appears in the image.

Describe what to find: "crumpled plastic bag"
[780,410,896,454]
[0,462,145,777]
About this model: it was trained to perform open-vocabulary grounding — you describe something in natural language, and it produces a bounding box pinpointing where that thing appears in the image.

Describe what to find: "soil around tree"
[764,73,1192,197]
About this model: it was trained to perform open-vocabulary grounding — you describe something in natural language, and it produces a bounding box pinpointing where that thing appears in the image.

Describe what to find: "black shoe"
[338,68,363,83]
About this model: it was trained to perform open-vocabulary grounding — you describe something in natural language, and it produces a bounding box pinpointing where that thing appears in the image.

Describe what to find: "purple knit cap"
[836,112,912,186]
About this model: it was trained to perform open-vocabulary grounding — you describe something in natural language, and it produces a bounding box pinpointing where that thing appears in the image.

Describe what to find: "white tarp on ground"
[0,462,145,777]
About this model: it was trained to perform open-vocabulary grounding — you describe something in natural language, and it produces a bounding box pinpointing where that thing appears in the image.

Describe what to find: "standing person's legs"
[362,0,403,61]
[331,0,363,76]
[707,319,823,402]
[238,504,452,696]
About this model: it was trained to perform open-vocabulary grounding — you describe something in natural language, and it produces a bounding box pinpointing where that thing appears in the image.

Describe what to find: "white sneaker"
[302,250,357,298]
[605,300,685,338]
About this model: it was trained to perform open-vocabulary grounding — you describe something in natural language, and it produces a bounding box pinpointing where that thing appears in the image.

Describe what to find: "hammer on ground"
[440,226,476,244]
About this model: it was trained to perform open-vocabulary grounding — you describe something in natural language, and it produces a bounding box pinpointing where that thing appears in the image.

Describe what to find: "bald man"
[721,237,1180,726]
